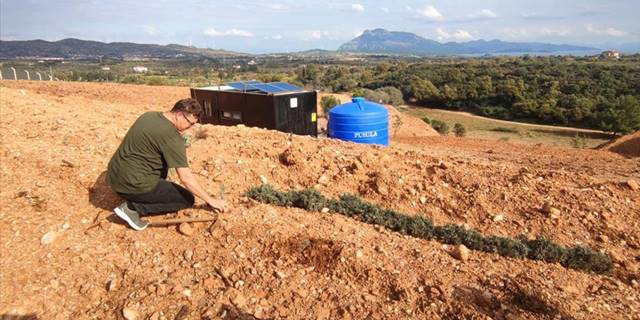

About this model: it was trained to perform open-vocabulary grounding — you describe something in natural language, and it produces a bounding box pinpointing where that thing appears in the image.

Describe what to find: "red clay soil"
[598,131,640,158]
[1,80,639,320]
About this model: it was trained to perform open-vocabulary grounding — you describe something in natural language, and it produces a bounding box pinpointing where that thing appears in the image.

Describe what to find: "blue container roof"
[329,97,388,116]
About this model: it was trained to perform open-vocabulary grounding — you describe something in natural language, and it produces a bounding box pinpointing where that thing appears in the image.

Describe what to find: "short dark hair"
[171,98,202,117]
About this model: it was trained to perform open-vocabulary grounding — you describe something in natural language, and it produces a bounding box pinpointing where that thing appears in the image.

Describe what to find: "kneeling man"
[107,98,226,230]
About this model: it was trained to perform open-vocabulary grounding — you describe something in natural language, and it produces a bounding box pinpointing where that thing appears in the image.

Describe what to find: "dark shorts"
[117,179,194,215]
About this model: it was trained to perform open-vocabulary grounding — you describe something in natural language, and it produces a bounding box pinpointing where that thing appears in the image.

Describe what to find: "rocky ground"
[1,80,639,319]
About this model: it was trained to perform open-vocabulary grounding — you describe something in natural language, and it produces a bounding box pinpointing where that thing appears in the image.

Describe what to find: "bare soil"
[1,80,639,320]
[598,131,640,158]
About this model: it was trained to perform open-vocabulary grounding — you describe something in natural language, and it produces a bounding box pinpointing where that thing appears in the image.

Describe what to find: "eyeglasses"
[182,112,198,126]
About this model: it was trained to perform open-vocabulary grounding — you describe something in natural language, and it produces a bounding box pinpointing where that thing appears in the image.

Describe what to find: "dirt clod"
[280,148,300,166]
[178,223,194,236]
[541,202,561,217]
[122,307,139,320]
[228,288,247,308]
[451,245,470,261]
[40,231,57,245]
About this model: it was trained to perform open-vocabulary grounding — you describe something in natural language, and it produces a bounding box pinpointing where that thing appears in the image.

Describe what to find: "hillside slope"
[0,81,638,319]
[0,38,246,59]
[598,131,640,158]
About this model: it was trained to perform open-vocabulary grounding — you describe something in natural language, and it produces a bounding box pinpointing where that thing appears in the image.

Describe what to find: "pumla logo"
[354,131,378,138]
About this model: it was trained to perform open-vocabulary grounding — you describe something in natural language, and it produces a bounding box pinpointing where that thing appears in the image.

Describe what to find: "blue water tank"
[328,97,389,146]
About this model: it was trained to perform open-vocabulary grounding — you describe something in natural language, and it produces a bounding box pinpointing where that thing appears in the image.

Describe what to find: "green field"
[400,105,614,148]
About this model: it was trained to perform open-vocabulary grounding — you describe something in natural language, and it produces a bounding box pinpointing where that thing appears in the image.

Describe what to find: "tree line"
[296,56,640,134]
[13,55,638,134]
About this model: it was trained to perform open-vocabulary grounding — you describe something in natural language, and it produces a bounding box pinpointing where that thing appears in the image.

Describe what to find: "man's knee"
[170,182,195,207]
[186,192,195,206]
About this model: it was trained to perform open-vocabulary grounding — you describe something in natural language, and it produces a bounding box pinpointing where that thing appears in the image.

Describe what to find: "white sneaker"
[114,202,149,231]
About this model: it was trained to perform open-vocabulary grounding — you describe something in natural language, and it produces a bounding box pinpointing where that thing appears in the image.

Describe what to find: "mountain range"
[338,29,599,55]
[2,29,634,59]
[0,38,245,59]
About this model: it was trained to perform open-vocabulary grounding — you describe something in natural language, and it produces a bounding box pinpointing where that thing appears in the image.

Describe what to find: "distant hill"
[288,49,340,57]
[339,28,599,55]
[0,38,247,59]
[615,42,640,54]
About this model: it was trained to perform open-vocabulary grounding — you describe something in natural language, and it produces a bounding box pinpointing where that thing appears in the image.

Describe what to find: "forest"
[4,54,638,134]
[297,55,640,134]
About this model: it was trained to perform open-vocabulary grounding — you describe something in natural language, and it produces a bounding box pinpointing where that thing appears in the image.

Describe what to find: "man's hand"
[176,167,228,213]
[207,199,227,213]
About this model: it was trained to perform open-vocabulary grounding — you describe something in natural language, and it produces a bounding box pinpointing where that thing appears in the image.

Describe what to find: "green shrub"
[453,123,467,137]
[491,127,520,133]
[257,73,285,82]
[562,246,613,274]
[320,95,340,114]
[351,87,404,105]
[244,184,613,274]
[145,76,168,86]
[431,119,450,135]
[119,74,143,84]
[571,134,587,148]
[421,117,432,125]
[377,86,405,105]
[352,88,365,98]
[524,236,567,263]
[358,88,386,103]
[392,114,403,137]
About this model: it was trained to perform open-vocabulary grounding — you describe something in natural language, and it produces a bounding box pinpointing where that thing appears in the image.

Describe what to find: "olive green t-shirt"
[107,111,188,194]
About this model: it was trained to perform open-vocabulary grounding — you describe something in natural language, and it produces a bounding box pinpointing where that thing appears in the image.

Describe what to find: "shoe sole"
[114,207,148,231]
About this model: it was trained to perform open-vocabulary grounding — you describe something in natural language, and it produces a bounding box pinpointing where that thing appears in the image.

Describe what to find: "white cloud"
[453,29,473,41]
[143,25,159,36]
[606,28,626,37]
[436,28,450,40]
[262,3,290,11]
[381,7,389,13]
[418,5,443,21]
[309,30,330,39]
[468,9,497,19]
[500,27,573,39]
[541,28,572,37]
[521,13,563,20]
[351,4,364,13]
[263,34,283,40]
[500,28,529,38]
[585,24,626,37]
[203,28,254,37]
[436,28,473,41]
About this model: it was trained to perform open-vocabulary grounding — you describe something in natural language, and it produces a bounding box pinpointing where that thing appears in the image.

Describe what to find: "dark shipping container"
[190,82,317,137]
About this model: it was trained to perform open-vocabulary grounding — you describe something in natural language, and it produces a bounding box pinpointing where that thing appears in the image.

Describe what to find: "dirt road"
[402,104,611,134]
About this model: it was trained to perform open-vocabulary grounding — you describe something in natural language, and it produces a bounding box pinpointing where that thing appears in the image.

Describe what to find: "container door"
[286,96,304,134]
[302,92,318,137]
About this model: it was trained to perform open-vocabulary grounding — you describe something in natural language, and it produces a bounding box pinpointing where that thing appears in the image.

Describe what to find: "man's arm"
[175,167,226,212]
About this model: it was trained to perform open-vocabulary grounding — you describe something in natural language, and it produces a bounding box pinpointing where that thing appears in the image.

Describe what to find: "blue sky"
[1,0,638,53]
